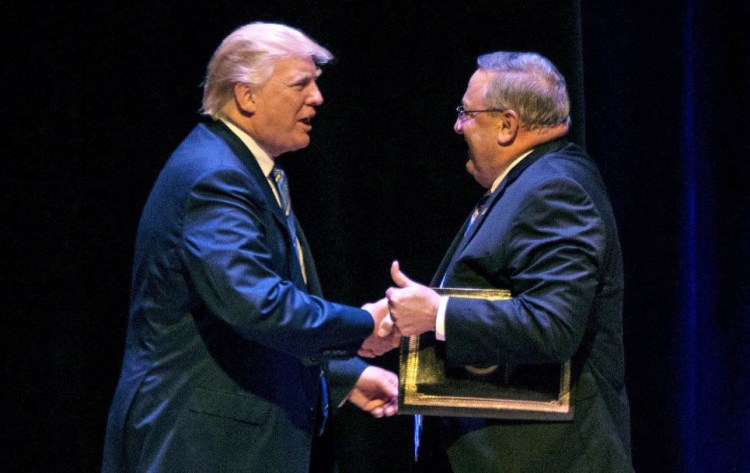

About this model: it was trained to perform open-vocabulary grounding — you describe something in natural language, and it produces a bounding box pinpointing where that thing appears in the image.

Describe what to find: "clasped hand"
[385,261,441,337]
[349,261,440,418]
[353,298,400,417]
[359,298,401,358]
[358,260,441,356]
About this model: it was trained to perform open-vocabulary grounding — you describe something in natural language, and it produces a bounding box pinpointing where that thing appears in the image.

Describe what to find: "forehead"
[269,55,320,80]
[463,69,492,105]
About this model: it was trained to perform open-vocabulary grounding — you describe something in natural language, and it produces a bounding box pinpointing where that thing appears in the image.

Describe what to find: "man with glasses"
[386,51,634,472]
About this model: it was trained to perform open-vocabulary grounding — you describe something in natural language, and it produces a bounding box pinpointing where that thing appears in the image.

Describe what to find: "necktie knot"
[474,193,491,218]
[470,192,492,225]
[462,192,492,238]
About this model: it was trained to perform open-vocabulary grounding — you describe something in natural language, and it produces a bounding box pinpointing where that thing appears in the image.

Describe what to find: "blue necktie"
[271,167,299,251]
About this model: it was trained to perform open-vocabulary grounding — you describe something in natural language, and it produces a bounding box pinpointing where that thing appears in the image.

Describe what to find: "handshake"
[358,260,443,358]
[346,261,442,418]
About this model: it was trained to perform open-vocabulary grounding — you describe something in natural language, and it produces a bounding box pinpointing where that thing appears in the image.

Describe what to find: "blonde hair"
[201,22,333,118]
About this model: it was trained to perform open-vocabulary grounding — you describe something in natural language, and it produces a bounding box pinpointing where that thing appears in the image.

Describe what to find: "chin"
[283,138,310,154]
[466,163,487,188]
[294,134,311,150]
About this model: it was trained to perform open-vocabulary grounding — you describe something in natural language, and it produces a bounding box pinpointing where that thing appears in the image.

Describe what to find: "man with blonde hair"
[102,22,399,473]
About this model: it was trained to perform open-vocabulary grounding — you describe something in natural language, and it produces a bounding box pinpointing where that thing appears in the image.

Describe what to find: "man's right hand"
[359,298,401,358]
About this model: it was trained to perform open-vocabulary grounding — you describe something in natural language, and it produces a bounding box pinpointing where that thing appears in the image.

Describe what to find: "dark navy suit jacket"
[102,121,371,473]
[431,138,634,472]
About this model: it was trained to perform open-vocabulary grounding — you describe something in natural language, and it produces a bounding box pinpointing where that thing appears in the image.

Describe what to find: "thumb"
[390,260,416,288]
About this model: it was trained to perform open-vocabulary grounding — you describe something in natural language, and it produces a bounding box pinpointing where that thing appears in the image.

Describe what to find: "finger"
[367,347,383,357]
[383,402,398,417]
[364,398,386,413]
[398,326,414,337]
[390,260,416,288]
[358,348,374,358]
[370,298,389,317]
[392,316,415,337]
[377,314,394,337]
[383,379,399,398]
[384,291,398,322]
[385,287,397,305]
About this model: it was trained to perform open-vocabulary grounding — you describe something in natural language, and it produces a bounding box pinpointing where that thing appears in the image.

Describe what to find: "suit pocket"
[188,387,271,425]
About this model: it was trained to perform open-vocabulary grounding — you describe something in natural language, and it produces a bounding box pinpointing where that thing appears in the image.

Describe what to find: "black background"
[4,1,749,472]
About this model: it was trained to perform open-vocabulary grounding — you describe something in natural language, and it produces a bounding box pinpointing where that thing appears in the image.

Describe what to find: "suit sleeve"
[180,168,373,360]
[325,357,370,408]
[445,176,605,366]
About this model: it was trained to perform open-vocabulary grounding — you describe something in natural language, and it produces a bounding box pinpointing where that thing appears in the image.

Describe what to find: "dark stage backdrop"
[4,1,748,472]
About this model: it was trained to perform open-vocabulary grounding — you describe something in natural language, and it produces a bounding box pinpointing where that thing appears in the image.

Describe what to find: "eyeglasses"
[456,105,505,121]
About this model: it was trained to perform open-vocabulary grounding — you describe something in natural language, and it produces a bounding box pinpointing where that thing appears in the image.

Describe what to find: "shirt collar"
[488,148,534,194]
[220,118,275,177]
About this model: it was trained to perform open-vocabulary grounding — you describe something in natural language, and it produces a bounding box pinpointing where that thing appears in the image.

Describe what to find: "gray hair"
[201,22,333,119]
[477,51,570,129]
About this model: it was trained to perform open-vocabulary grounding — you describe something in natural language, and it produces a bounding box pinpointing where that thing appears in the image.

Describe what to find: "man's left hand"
[347,366,399,418]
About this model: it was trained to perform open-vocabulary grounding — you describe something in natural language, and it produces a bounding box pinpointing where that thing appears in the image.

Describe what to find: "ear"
[496,110,520,145]
[233,83,256,114]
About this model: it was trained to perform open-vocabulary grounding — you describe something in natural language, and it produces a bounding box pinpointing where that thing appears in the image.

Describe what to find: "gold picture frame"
[398,288,573,420]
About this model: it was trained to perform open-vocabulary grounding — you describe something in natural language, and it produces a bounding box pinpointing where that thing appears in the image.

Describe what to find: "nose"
[454,117,464,134]
[308,81,323,106]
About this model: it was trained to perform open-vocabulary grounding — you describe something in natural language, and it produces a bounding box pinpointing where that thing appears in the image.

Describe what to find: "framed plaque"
[398,288,573,421]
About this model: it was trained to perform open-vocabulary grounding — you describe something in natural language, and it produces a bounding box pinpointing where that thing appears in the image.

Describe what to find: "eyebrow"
[285,70,321,86]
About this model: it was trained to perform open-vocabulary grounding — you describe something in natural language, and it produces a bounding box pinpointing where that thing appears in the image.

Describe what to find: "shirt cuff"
[435,296,449,341]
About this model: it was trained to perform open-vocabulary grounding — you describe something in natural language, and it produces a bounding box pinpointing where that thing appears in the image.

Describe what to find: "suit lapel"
[436,138,569,284]
[431,217,472,286]
[208,120,310,289]
[208,121,289,227]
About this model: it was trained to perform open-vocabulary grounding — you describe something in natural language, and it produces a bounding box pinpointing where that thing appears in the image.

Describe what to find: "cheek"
[464,132,483,153]
[470,129,494,151]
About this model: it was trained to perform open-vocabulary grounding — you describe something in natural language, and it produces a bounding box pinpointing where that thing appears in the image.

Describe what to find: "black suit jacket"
[102,121,371,473]
[430,139,633,472]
